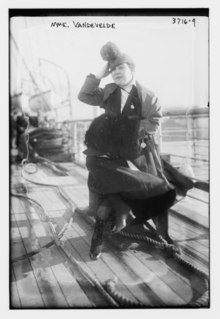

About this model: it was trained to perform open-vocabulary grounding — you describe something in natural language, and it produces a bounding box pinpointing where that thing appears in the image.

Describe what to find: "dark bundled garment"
[85,113,141,160]
[86,155,176,222]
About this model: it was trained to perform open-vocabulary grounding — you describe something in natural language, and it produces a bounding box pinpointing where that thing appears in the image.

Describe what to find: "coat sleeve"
[140,94,162,135]
[78,74,104,106]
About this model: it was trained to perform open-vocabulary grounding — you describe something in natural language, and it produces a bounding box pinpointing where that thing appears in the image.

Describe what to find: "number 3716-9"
[172,18,196,27]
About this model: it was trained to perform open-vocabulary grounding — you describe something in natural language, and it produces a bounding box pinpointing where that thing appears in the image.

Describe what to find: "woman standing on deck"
[78,42,193,259]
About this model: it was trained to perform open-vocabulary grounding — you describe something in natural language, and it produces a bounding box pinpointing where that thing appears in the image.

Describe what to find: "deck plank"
[46,246,94,308]
[171,197,208,229]
[13,210,41,255]
[10,163,210,308]
[72,208,208,301]
[180,196,208,219]
[169,215,209,271]
[29,255,69,308]
[64,213,154,304]
[170,214,209,248]
[29,248,77,308]
[71,211,188,306]
[21,201,89,308]
[10,219,27,262]
[187,188,209,204]
[57,181,209,306]
[169,218,209,250]
[11,196,27,214]
[47,209,142,306]
[55,240,111,307]
[103,237,186,306]
[63,185,89,207]
[10,266,22,308]
[12,203,70,308]
[169,222,209,261]
[66,237,147,305]
[12,259,45,308]
[112,246,196,306]
[168,223,209,275]
[70,238,150,305]
[29,188,67,211]
[124,244,205,302]
[11,205,34,263]
[69,181,209,278]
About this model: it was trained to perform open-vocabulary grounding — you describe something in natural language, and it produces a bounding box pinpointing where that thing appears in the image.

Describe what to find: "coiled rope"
[104,278,142,307]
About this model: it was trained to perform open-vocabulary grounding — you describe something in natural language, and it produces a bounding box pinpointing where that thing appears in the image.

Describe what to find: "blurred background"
[10,14,209,181]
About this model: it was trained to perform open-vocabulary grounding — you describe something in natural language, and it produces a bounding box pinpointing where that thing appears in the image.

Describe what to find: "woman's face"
[111,63,133,87]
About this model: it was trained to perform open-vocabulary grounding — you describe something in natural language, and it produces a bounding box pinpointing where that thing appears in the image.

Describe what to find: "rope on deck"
[11,164,121,307]
[12,160,209,307]
[116,226,209,307]
[104,278,142,307]
[76,208,209,307]
[13,128,121,306]
[56,243,120,308]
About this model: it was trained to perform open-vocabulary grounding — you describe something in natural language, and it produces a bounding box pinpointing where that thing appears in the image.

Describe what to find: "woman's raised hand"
[95,63,110,80]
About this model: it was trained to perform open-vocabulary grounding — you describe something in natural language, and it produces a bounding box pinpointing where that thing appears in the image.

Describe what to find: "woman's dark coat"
[78,74,193,220]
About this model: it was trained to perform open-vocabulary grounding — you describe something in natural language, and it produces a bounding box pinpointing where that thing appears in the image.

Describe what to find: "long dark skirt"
[86,155,176,221]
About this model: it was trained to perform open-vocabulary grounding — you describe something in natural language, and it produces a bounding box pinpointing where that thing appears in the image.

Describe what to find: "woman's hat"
[100,42,135,71]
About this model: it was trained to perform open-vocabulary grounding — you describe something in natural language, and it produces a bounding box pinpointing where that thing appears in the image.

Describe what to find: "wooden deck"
[10,162,209,308]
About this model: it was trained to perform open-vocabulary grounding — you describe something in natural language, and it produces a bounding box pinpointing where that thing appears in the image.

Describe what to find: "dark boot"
[89,200,111,260]
[89,217,105,260]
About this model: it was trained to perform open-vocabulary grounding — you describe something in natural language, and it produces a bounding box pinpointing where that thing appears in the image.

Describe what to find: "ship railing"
[57,107,209,183]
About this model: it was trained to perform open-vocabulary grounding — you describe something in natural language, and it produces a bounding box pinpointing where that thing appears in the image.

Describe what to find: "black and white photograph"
[9,8,210,309]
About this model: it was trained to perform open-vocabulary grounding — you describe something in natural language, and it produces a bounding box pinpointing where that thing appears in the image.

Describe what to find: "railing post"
[73,121,77,158]
[192,116,197,160]
[186,115,191,166]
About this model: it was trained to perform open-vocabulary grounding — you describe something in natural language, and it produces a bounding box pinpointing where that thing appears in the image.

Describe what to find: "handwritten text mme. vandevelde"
[50,21,116,29]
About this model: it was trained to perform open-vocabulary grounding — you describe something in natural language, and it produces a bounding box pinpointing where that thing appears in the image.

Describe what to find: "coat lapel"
[103,81,146,103]
[102,83,118,102]
[136,81,147,105]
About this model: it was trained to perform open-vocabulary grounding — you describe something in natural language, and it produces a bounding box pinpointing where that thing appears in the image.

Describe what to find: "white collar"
[120,77,136,93]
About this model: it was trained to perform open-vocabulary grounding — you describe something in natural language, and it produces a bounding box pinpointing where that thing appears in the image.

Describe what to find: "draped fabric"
[86,155,176,221]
